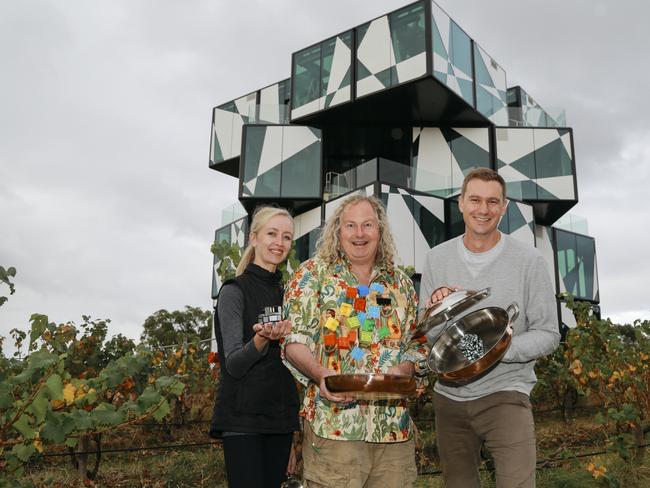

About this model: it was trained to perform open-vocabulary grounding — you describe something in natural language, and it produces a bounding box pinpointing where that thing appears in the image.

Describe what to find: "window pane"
[390,3,425,64]
[281,142,321,198]
[293,45,321,109]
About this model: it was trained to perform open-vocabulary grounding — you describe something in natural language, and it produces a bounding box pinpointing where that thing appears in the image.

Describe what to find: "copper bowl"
[427,303,518,385]
[324,373,416,400]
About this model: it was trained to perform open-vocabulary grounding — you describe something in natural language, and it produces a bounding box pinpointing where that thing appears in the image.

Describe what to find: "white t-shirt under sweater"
[420,233,560,401]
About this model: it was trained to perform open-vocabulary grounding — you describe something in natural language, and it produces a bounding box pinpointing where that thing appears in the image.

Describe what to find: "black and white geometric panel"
[554,229,599,303]
[293,206,323,264]
[498,200,535,247]
[259,79,290,124]
[534,224,557,284]
[431,1,474,107]
[210,92,257,164]
[324,184,376,221]
[519,89,557,127]
[241,126,322,199]
[474,42,508,124]
[212,217,248,299]
[380,184,445,272]
[496,128,575,202]
[356,5,427,99]
[291,33,352,119]
[411,127,490,197]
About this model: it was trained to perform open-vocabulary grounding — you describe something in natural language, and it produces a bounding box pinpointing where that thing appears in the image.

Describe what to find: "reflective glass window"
[389,3,425,64]
[293,45,321,109]
[281,141,321,198]
[215,227,231,245]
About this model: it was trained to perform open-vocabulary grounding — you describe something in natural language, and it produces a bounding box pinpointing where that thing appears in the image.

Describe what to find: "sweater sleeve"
[419,250,436,314]
[501,254,560,363]
[418,249,448,343]
[217,284,268,379]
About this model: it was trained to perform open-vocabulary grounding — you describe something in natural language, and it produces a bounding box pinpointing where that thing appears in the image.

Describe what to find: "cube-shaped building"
[209,0,599,330]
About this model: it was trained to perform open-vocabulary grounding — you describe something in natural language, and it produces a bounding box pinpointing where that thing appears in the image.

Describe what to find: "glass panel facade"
[389,3,426,64]
[474,43,507,124]
[447,199,464,239]
[497,128,575,202]
[242,126,322,200]
[215,226,231,245]
[293,32,352,117]
[431,3,474,107]
[555,229,597,301]
[293,45,321,110]
[281,141,321,198]
[294,228,321,263]
[356,4,425,98]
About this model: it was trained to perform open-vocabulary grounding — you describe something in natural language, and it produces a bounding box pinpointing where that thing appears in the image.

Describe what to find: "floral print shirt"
[281,255,427,442]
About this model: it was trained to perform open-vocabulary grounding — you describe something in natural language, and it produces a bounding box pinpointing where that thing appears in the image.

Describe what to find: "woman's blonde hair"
[315,194,397,269]
[236,206,294,276]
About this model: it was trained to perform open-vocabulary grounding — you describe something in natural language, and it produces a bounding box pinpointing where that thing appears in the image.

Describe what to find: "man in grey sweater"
[420,168,560,488]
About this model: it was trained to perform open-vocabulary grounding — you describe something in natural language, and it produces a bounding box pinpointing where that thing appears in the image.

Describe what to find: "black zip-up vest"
[209,263,299,437]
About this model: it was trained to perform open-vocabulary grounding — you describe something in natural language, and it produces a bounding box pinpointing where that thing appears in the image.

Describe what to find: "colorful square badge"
[339,303,353,317]
[350,346,365,361]
[324,317,339,331]
[357,285,369,297]
[346,316,361,329]
[370,283,385,294]
[359,330,373,346]
[367,306,380,319]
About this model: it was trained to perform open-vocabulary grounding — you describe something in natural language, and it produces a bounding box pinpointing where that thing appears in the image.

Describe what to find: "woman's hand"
[252,319,292,341]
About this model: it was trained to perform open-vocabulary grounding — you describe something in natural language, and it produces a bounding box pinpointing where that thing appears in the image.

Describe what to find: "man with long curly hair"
[282,194,427,488]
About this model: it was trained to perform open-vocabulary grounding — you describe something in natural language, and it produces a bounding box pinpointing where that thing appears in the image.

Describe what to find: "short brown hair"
[461,168,507,201]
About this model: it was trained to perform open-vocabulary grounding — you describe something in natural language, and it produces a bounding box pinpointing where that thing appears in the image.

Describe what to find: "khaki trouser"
[434,390,537,488]
[302,421,417,488]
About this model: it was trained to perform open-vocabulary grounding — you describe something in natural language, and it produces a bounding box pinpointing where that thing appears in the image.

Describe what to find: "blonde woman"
[210,206,300,488]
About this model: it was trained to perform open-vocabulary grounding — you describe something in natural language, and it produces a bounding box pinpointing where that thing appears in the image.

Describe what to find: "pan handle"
[506,303,519,324]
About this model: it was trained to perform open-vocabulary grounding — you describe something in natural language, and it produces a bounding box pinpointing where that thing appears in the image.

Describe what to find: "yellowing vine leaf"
[63,383,76,405]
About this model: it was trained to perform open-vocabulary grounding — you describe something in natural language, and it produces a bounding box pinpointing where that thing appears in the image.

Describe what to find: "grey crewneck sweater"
[420,234,560,401]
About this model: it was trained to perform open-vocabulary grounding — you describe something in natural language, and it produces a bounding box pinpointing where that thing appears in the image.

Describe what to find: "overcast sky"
[1,0,649,351]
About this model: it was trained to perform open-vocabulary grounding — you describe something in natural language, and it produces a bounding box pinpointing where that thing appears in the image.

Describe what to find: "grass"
[16,410,650,487]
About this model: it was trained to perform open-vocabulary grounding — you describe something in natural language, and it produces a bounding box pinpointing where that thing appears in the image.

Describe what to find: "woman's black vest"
[209,263,299,437]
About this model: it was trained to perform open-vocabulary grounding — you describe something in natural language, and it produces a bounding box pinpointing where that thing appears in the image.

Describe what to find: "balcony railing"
[323,157,453,200]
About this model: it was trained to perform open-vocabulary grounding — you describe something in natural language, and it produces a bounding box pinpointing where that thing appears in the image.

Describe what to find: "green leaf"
[11,443,36,463]
[65,437,78,448]
[152,398,170,422]
[12,414,36,440]
[28,390,49,424]
[70,409,94,431]
[29,314,50,348]
[92,404,125,426]
[168,380,185,397]
[155,376,176,389]
[0,381,13,409]
[137,387,161,410]
[29,350,58,370]
[44,373,64,401]
[41,411,75,443]
[11,367,37,385]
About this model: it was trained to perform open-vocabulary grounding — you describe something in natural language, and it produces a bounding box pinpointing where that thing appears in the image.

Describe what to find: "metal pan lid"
[412,287,491,342]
